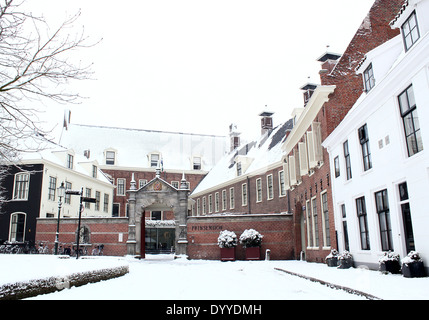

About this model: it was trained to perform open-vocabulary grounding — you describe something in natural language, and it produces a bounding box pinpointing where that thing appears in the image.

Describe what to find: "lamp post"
[54,182,66,255]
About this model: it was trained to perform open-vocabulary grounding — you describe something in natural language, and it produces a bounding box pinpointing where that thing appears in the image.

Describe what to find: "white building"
[323,0,429,271]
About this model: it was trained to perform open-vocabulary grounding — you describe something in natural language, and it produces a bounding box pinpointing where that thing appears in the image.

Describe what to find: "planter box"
[337,258,353,269]
[220,247,236,262]
[245,247,260,260]
[402,261,426,278]
[326,257,338,267]
[379,260,401,274]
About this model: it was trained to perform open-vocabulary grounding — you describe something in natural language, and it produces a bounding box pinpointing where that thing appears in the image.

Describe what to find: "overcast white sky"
[25,0,376,142]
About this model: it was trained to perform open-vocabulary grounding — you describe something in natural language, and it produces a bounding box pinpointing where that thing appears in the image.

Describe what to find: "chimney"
[317,52,341,75]
[259,110,274,136]
[300,83,318,107]
[84,149,91,159]
[229,123,241,151]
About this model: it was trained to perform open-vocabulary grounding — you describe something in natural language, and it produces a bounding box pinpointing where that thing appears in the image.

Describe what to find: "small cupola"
[229,123,241,151]
[300,83,318,106]
[259,109,274,136]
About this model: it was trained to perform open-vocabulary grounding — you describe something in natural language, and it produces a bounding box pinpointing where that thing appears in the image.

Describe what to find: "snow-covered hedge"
[379,251,400,263]
[0,265,129,300]
[239,229,263,248]
[217,230,238,248]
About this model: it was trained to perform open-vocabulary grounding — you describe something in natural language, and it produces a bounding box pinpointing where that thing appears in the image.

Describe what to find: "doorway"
[145,228,175,254]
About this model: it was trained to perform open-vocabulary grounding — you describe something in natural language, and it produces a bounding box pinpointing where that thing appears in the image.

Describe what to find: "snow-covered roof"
[16,139,112,186]
[192,119,293,195]
[59,124,227,172]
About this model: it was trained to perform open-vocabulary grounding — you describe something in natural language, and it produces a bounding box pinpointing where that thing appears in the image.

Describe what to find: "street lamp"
[54,182,66,255]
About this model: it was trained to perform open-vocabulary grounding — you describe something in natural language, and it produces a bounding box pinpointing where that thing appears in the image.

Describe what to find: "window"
[13,172,30,200]
[208,194,213,213]
[64,182,72,204]
[92,165,98,178]
[341,204,350,251]
[375,189,393,251]
[151,211,162,220]
[193,157,201,170]
[398,182,415,253]
[363,63,375,92]
[356,196,370,250]
[106,151,116,165]
[103,194,109,213]
[321,192,330,247]
[85,188,92,209]
[398,85,423,157]
[306,200,313,247]
[171,181,179,189]
[222,190,227,211]
[215,192,220,212]
[150,153,160,168]
[358,124,372,171]
[202,197,206,215]
[48,176,57,201]
[278,171,286,197]
[9,213,26,242]
[241,183,248,206]
[139,180,147,189]
[67,154,74,169]
[95,191,101,211]
[402,11,420,51]
[196,198,200,216]
[112,203,120,217]
[312,197,319,248]
[117,178,126,196]
[236,162,242,176]
[230,187,235,209]
[267,174,274,200]
[334,156,340,178]
[256,178,262,202]
[343,141,352,180]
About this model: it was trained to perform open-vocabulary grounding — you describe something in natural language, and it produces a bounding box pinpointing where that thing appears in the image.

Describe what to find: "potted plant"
[401,251,426,278]
[379,251,401,274]
[337,250,353,269]
[325,249,339,267]
[239,229,263,260]
[218,230,237,261]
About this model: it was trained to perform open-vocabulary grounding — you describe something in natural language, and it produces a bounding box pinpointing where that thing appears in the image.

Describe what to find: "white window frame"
[13,172,30,201]
[267,174,274,200]
[9,212,26,243]
[116,178,126,196]
[241,183,248,207]
[278,170,286,197]
[256,178,262,203]
[229,187,235,209]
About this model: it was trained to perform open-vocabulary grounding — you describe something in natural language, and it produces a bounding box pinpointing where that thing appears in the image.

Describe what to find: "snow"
[1,254,428,300]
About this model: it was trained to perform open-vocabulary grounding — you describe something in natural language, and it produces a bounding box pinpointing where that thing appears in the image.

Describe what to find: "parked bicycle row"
[0,241,104,256]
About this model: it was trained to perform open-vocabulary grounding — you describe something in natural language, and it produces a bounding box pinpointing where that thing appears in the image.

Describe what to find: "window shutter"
[312,122,323,163]
[294,149,301,184]
[306,131,317,169]
[283,160,290,190]
[298,141,309,176]
[289,155,297,186]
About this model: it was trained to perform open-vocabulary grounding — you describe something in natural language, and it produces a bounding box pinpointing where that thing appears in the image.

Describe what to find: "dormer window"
[236,162,242,176]
[149,152,161,168]
[402,11,420,51]
[67,154,74,169]
[105,151,116,165]
[193,156,201,170]
[363,63,375,92]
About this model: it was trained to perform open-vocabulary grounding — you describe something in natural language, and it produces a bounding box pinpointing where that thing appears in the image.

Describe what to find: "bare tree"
[0,0,98,206]
[0,0,96,159]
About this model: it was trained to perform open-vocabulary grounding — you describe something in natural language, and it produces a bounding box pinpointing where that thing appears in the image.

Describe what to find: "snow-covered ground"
[1,254,429,300]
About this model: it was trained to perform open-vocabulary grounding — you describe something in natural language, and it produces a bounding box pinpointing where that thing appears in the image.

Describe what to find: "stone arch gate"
[126,171,189,258]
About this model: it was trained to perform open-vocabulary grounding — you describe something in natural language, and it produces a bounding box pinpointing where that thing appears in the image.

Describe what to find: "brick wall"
[36,217,129,256]
[187,214,294,260]
[102,168,206,217]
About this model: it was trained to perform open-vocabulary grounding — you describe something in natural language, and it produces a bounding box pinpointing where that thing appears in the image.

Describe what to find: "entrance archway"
[127,171,189,258]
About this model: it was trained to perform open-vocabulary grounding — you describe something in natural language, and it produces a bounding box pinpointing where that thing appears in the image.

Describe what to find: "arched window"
[9,212,26,243]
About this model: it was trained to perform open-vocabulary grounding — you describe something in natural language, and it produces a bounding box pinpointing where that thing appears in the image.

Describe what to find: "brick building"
[189,113,295,260]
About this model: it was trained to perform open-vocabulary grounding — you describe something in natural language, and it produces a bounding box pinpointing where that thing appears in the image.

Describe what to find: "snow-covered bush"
[217,230,238,249]
[239,229,263,248]
[401,251,423,266]
[379,251,400,263]
[338,250,352,260]
[325,249,338,260]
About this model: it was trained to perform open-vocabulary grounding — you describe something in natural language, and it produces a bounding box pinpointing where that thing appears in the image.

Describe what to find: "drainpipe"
[247,176,251,214]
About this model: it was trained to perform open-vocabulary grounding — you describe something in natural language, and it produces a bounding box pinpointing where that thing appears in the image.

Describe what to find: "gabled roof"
[191,119,293,195]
